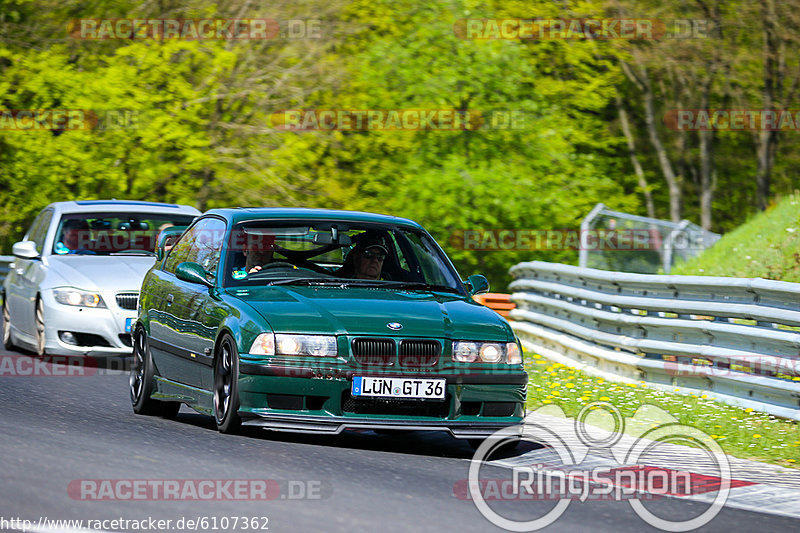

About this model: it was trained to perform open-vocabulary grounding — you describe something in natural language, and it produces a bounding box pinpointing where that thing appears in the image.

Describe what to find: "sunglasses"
[361,249,386,261]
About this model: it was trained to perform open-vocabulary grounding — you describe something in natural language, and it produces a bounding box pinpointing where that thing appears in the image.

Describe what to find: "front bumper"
[41,290,136,356]
[237,366,527,438]
[240,413,522,439]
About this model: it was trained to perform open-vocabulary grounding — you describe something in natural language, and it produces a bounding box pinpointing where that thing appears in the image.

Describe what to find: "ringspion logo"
[466,403,734,531]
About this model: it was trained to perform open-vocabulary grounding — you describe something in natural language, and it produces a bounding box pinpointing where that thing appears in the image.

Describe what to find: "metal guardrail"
[508,261,800,420]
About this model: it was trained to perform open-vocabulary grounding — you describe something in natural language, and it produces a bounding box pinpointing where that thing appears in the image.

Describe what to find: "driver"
[54,219,91,254]
[243,232,276,273]
[337,233,390,280]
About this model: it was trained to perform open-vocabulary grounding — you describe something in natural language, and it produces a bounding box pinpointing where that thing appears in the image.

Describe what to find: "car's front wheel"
[130,326,179,418]
[213,334,241,434]
[3,296,15,350]
[34,298,46,356]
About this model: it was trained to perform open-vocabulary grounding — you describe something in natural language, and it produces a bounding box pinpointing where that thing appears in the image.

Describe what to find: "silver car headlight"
[52,288,107,308]
[249,333,337,357]
[452,341,522,364]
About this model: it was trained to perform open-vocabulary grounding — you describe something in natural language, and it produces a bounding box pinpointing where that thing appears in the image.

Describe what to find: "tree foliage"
[1,0,798,288]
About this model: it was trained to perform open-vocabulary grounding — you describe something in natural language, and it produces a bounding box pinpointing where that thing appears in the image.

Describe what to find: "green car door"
[149,217,226,389]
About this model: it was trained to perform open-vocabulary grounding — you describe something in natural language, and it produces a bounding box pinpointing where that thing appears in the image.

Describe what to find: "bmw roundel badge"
[386,322,403,330]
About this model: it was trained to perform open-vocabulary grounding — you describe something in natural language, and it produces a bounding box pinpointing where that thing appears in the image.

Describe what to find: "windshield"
[52,212,196,256]
[222,221,465,294]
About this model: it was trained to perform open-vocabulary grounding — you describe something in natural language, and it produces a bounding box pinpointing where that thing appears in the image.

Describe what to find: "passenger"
[157,223,176,252]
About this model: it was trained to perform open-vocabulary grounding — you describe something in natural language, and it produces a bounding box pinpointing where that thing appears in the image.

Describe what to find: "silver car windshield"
[53,213,197,256]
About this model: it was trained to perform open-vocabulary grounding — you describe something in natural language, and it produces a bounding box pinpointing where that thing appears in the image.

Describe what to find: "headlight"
[249,333,337,357]
[506,342,522,364]
[276,334,337,357]
[52,288,106,308]
[452,341,523,364]
[249,333,275,355]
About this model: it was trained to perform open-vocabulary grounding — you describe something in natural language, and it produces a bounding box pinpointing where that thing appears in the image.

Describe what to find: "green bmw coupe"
[131,208,527,442]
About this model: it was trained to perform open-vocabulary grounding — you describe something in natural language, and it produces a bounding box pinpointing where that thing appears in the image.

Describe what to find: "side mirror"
[465,274,489,295]
[175,262,213,288]
[12,241,39,259]
[155,226,187,261]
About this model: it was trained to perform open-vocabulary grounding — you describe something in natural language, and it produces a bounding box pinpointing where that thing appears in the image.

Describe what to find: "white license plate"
[351,376,445,399]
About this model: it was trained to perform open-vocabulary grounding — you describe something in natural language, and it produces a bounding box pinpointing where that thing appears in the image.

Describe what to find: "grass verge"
[671,192,800,281]
[524,353,800,469]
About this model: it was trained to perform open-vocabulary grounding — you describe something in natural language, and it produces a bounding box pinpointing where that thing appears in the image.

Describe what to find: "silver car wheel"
[3,298,13,349]
[35,299,46,356]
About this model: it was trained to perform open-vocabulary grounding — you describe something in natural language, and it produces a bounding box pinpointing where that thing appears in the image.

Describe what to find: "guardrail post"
[578,203,605,268]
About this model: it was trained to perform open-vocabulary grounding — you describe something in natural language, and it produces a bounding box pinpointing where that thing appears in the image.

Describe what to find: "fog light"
[59,331,77,345]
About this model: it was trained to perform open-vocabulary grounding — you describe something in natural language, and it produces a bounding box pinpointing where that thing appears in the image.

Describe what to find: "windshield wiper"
[376,281,461,293]
[341,280,461,293]
[267,277,347,286]
[266,278,460,293]
[110,250,155,256]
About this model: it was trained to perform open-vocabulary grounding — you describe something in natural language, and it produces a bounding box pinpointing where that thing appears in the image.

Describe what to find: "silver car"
[2,200,200,357]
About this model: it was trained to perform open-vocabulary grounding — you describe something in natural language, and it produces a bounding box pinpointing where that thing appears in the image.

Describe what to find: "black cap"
[353,232,389,255]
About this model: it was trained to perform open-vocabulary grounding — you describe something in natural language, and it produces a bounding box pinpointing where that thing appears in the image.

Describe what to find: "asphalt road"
[0,346,797,533]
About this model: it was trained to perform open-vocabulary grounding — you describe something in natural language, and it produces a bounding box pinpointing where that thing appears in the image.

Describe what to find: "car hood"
[43,255,156,292]
[228,286,513,340]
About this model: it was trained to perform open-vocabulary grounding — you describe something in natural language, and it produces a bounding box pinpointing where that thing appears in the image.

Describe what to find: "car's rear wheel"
[130,326,178,417]
[213,334,241,434]
[3,296,15,350]
[34,298,46,356]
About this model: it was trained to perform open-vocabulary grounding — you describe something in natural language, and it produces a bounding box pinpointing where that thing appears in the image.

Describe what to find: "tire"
[3,296,15,350]
[34,298,46,356]
[130,326,177,417]
[213,334,241,433]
